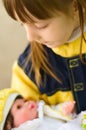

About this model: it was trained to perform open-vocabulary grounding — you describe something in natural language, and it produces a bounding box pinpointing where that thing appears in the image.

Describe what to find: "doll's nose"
[27,101,38,110]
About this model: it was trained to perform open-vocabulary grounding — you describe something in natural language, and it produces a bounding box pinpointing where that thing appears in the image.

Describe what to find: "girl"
[2,0,86,113]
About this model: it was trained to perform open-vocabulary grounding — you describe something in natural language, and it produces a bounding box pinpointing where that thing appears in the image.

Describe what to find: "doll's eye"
[17,105,22,109]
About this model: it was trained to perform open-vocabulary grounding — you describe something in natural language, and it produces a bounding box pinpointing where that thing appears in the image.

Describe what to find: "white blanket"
[12,101,86,130]
[12,112,84,130]
[58,111,86,130]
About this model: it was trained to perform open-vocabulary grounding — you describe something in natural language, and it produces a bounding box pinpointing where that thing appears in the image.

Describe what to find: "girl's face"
[11,99,38,127]
[23,12,76,48]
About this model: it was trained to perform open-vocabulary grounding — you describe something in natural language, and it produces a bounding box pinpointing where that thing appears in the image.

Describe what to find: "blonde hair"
[3,0,86,86]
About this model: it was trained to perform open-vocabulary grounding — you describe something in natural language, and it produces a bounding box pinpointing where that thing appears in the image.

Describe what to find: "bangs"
[3,0,72,23]
[3,0,55,23]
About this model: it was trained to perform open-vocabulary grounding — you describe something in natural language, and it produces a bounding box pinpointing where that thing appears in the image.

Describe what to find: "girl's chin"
[43,41,64,48]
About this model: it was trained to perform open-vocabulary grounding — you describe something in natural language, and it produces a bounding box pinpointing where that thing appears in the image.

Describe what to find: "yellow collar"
[52,33,86,57]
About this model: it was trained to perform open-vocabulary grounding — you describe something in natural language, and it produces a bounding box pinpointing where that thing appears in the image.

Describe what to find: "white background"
[0,1,27,89]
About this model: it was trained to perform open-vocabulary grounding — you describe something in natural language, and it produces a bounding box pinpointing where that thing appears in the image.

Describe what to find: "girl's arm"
[11,61,40,100]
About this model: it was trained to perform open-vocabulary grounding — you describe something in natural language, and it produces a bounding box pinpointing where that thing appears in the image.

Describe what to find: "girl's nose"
[24,24,41,42]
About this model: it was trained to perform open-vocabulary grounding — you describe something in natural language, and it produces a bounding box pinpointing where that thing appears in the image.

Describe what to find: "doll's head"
[0,88,38,130]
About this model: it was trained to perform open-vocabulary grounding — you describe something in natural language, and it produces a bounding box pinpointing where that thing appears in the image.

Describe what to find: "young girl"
[0,88,75,130]
[2,0,86,113]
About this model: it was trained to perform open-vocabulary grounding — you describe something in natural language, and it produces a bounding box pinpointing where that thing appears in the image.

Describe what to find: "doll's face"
[11,99,38,127]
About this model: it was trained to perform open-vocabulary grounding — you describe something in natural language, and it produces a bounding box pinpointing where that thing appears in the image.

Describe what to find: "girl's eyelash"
[36,24,48,29]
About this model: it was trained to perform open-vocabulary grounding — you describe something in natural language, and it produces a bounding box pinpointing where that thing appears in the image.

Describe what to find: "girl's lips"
[43,42,50,45]
[43,42,48,44]
[43,42,54,47]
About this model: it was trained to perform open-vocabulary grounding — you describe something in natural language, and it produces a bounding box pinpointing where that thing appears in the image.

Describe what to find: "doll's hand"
[62,101,76,115]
